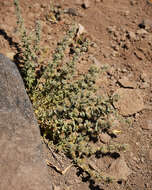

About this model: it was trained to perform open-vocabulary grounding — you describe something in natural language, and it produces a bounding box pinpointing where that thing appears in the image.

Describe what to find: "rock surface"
[108,156,132,181]
[0,54,52,190]
[118,76,136,88]
[99,133,111,144]
[114,89,144,116]
[142,119,152,130]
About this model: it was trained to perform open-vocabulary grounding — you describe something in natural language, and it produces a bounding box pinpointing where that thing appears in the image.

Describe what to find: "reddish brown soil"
[0,0,152,189]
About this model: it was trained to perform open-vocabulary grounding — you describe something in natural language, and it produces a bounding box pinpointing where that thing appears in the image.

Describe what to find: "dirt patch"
[0,0,152,189]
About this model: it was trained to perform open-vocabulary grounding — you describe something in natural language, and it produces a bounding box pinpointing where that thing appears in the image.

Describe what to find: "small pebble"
[82,0,90,9]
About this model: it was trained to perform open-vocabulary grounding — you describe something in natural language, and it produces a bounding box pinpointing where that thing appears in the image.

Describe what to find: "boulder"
[0,54,52,190]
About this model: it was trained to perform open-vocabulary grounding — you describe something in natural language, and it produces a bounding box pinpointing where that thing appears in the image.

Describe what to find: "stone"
[140,72,149,82]
[0,54,52,190]
[134,50,145,60]
[136,29,147,36]
[130,0,135,6]
[77,23,87,37]
[107,25,117,33]
[53,185,61,190]
[146,120,152,130]
[64,8,79,16]
[118,76,136,88]
[142,120,152,130]
[139,19,152,30]
[108,156,132,180]
[88,160,99,173]
[113,89,144,116]
[82,0,90,9]
[123,10,130,16]
[139,82,150,89]
[90,56,101,68]
[99,133,111,144]
[127,31,136,41]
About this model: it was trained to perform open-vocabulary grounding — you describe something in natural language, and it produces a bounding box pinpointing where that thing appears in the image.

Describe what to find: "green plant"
[46,1,61,23]
[14,0,41,92]
[14,0,126,183]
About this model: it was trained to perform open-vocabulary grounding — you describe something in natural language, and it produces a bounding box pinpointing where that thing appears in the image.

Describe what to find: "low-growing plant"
[14,0,126,183]
[14,0,41,92]
[46,1,61,23]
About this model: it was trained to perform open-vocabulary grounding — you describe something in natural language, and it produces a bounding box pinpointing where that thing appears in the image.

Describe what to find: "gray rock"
[0,54,52,190]
[64,8,80,16]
